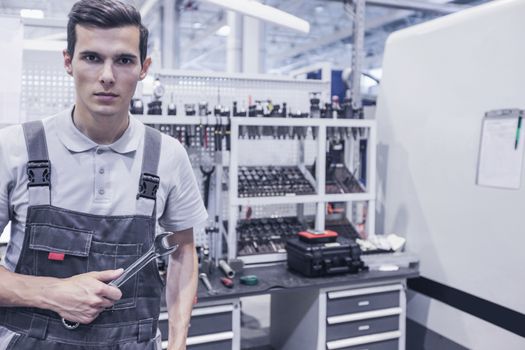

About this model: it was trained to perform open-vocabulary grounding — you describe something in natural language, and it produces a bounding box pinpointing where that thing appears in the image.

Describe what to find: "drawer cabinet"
[323,284,405,350]
[270,282,407,350]
[160,299,240,350]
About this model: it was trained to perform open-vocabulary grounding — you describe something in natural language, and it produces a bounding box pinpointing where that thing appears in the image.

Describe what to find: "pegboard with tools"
[139,70,331,118]
[135,70,331,254]
[134,71,376,265]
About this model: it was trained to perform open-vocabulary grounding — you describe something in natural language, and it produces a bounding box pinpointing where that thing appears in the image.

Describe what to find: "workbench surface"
[195,263,419,301]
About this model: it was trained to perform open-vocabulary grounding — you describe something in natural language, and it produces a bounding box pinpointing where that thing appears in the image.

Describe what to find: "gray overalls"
[0,120,164,349]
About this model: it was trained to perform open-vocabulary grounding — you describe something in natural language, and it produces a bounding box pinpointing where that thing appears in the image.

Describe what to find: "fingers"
[98,297,116,309]
[80,270,123,301]
[60,309,100,325]
[89,268,124,282]
[61,295,118,324]
[101,284,122,302]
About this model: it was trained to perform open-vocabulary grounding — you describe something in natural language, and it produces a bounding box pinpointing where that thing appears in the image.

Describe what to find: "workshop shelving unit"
[133,69,332,256]
[132,71,376,264]
[228,117,377,264]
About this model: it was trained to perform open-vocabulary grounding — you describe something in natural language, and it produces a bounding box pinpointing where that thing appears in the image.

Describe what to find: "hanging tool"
[225,119,231,151]
[196,121,204,148]
[200,165,215,209]
[214,118,222,152]
[62,233,178,330]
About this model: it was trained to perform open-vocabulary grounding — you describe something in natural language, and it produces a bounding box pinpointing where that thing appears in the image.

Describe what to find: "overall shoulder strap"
[136,125,162,217]
[22,120,51,206]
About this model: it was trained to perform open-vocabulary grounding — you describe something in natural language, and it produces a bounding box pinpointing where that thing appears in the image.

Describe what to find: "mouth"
[94,92,119,97]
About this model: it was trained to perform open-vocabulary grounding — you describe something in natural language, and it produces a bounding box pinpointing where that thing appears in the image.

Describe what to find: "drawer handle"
[358,325,370,331]
[358,300,370,306]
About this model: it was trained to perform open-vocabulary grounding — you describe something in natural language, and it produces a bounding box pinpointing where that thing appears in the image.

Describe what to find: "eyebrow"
[78,51,138,60]
[115,53,138,60]
[78,50,100,56]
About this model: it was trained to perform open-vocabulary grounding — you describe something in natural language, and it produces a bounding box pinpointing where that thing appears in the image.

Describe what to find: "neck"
[72,105,129,145]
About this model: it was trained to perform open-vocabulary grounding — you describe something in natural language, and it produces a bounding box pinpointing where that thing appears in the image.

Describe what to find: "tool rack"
[228,117,377,264]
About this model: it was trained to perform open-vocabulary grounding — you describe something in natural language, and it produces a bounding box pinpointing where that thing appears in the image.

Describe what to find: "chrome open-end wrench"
[62,232,178,330]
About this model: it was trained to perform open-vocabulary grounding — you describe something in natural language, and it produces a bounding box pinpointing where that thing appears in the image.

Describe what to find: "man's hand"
[43,269,123,324]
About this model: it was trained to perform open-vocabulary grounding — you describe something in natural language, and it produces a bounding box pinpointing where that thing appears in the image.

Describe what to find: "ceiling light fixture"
[201,0,310,34]
[20,9,44,19]
[216,25,231,36]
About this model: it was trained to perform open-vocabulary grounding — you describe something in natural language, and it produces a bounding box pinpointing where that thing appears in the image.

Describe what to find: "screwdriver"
[220,277,234,288]
[199,273,217,295]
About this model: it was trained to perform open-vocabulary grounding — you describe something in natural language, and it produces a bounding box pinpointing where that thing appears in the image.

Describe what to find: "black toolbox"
[286,236,367,277]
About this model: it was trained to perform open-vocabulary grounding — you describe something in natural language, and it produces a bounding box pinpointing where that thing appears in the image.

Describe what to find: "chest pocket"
[29,224,92,278]
[28,224,141,311]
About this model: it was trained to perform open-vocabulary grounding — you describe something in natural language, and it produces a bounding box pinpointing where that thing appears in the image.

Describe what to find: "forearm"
[166,231,198,350]
[0,266,56,309]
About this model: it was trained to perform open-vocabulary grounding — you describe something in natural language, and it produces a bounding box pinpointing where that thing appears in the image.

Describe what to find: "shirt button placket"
[95,147,107,200]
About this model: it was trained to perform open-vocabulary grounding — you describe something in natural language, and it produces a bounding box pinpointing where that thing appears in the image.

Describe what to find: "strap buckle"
[137,173,160,200]
[27,160,51,187]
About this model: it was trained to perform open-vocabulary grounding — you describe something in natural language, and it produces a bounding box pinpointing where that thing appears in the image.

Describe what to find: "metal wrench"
[62,232,178,330]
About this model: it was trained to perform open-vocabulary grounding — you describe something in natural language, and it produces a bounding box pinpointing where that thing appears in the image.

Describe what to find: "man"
[0,0,206,349]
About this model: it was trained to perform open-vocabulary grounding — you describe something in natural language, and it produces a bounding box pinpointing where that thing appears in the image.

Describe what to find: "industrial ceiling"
[0,0,492,74]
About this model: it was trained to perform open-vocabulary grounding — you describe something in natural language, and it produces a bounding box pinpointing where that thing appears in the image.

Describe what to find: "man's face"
[63,25,150,119]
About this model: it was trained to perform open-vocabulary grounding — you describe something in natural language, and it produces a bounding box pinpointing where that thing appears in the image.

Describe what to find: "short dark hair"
[67,0,148,65]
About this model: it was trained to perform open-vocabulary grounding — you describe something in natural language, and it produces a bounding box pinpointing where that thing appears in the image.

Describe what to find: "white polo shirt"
[0,107,207,271]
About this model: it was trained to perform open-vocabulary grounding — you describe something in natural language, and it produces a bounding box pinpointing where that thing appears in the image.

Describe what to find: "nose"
[99,61,115,87]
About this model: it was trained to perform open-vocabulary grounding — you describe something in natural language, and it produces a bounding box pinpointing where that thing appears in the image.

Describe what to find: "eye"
[118,57,134,65]
[83,55,99,62]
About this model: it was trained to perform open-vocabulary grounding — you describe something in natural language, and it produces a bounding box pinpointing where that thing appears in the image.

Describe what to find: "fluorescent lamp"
[201,0,310,34]
[140,0,158,18]
[216,25,231,37]
[20,9,44,19]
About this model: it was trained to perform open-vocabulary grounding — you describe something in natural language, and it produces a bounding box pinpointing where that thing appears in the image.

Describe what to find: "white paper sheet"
[477,110,524,189]
[0,17,23,124]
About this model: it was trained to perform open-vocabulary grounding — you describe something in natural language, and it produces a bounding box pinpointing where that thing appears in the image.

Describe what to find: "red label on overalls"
[48,252,65,261]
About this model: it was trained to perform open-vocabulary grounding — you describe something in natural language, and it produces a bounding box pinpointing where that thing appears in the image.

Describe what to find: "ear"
[63,49,73,76]
[139,56,152,81]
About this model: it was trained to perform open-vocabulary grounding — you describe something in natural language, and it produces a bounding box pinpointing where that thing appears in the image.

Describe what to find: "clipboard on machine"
[477,108,524,189]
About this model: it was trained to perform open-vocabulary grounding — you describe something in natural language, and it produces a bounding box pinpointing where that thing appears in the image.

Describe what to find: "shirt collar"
[56,106,142,154]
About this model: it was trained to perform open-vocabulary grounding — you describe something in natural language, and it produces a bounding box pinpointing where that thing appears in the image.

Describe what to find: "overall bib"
[0,120,164,349]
